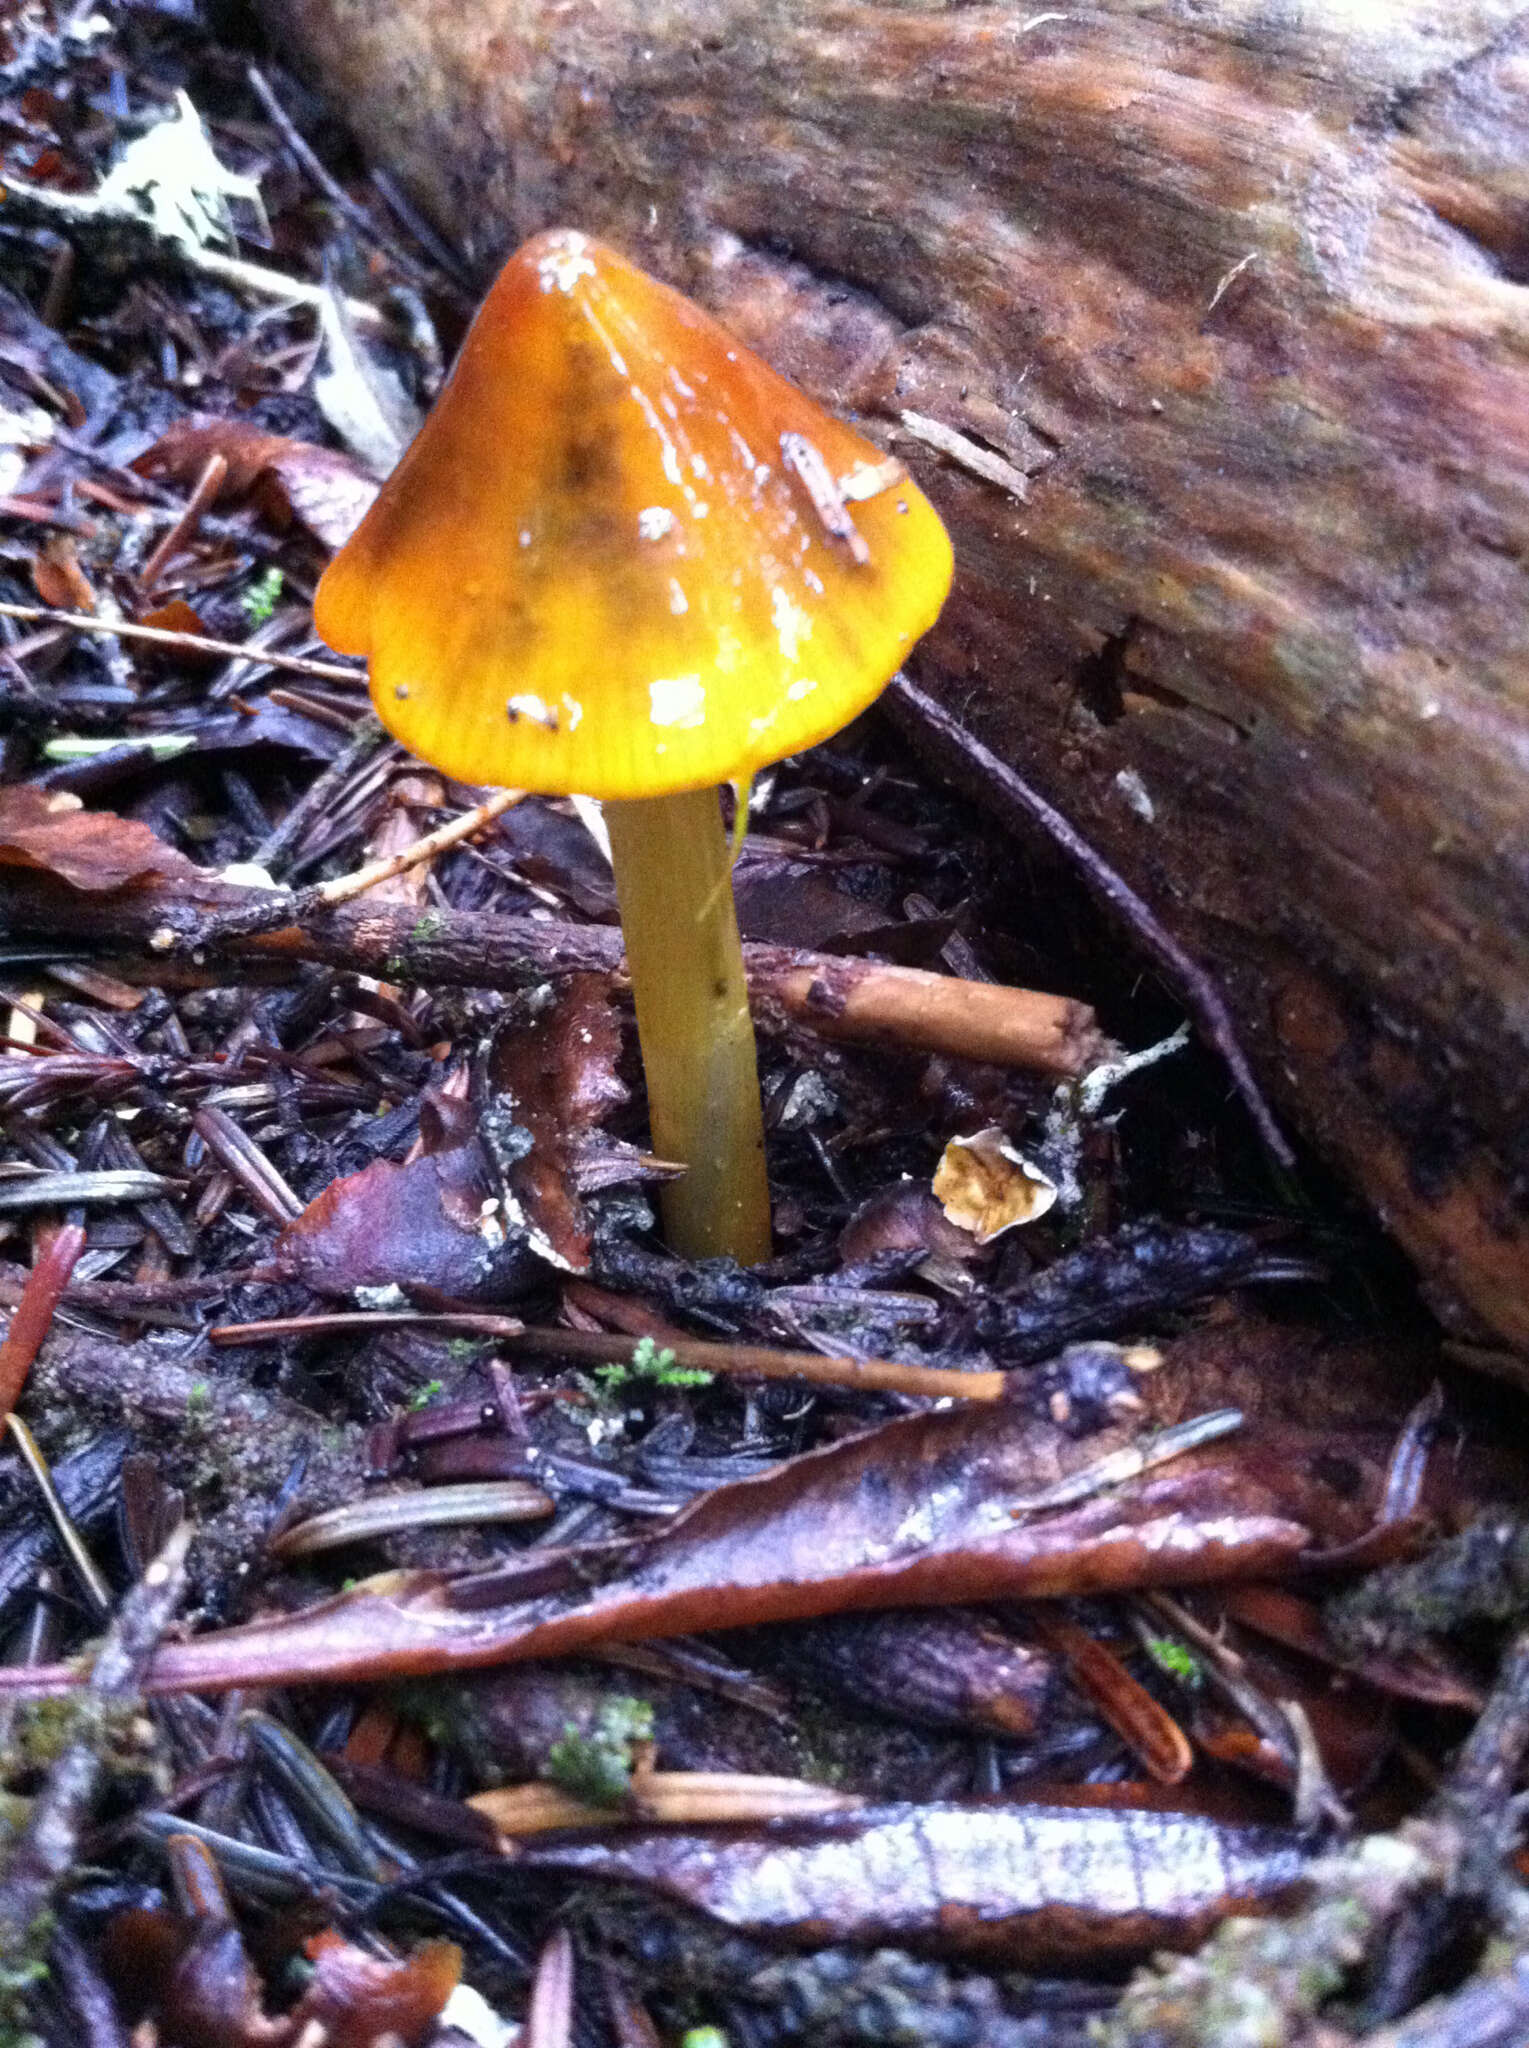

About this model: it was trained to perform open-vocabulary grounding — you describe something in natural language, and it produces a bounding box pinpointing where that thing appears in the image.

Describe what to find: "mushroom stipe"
[315,228,953,1262]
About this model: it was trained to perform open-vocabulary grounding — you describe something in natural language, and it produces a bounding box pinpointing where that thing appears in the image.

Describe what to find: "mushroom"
[315,229,952,1263]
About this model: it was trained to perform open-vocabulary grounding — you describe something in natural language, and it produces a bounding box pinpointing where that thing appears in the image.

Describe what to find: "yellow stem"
[605,788,772,1264]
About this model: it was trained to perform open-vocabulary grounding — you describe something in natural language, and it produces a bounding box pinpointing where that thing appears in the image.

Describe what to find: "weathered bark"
[259,0,1529,1362]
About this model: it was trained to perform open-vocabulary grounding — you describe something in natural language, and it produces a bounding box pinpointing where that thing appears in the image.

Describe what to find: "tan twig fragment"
[0,173,389,335]
[315,787,525,906]
[0,601,362,682]
[897,410,1030,501]
[471,1771,861,1838]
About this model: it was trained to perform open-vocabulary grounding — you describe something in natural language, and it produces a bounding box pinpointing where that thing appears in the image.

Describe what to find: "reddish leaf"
[1221,1581,1483,1710]
[133,418,380,549]
[294,1931,461,2048]
[139,597,214,645]
[0,786,202,891]
[32,536,95,610]
[1029,1609,1192,1784]
[521,1800,1306,1964]
[0,1221,85,1420]
[86,1407,1446,1695]
[104,1911,458,2048]
[489,973,626,1269]
[102,1909,278,2048]
[277,1090,536,1300]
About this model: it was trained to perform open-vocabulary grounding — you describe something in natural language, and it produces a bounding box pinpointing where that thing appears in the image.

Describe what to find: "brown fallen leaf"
[521,1800,1306,1965]
[0,785,203,892]
[296,1931,462,2048]
[133,416,380,549]
[277,1088,539,1301]
[18,1401,1470,1696]
[488,973,627,1270]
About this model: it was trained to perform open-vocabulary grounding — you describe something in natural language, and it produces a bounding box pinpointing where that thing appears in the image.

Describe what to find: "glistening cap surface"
[315,229,953,798]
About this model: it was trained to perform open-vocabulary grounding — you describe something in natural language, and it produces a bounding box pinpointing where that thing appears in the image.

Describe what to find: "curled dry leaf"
[0,785,203,892]
[104,1908,459,2048]
[520,1801,1306,1965]
[933,1126,1057,1242]
[296,1931,462,2048]
[277,1089,539,1301]
[72,1400,1469,1695]
[281,981,628,1294]
[133,416,380,550]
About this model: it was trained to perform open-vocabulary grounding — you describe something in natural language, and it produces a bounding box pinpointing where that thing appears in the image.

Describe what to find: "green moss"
[241,566,284,624]
[594,1336,713,1394]
[545,1695,654,1807]
[0,1928,51,2048]
[1142,1635,1203,1688]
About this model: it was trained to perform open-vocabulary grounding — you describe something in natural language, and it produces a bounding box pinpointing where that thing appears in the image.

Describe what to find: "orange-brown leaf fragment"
[0,786,202,891]
[134,417,380,549]
[295,1932,461,2048]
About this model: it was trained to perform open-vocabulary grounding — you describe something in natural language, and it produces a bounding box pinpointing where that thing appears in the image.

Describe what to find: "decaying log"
[258,0,1529,1363]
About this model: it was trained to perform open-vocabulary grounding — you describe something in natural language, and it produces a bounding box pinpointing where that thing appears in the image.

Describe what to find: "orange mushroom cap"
[315,230,953,799]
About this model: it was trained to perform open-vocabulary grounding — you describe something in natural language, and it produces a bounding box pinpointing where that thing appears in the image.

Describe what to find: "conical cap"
[315,230,952,798]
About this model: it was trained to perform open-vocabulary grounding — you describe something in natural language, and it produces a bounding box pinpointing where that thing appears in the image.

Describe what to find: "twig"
[0,172,390,335]
[1440,1625,1529,1821]
[884,672,1295,1164]
[1356,1951,1529,2048]
[0,600,363,682]
[208,1310,1010,1403]
[897,410,1031,501]
[137,450,227,592]
[4,872,1111,1078]
[244,63,445,298]
[0,1523,192,1963]
[368,168,478,294]
[316,786,525,906]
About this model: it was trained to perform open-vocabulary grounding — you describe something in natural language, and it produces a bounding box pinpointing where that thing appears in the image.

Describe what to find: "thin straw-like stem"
[605,788,771,1263]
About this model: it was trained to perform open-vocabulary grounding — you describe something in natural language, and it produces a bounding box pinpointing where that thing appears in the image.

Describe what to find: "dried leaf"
[933,1126,1057,1242]
[838,1184,982,1267]
[277,1089,538,1301]
[114,1404,1420,1693]
[523,1801,1306,1964]
[134,416,380,549]
[488,974,627,1269]
[139,597,211,642]
[0,785,202,891]
[295,1931,461,2048]
[32,542,94,610]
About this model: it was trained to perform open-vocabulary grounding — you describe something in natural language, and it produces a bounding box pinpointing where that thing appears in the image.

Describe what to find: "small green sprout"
[407,1379,444,1410]
[1142,1635,1203,1688]
[186,1380,211,1418]
[594,1334,712,1393]
[242,566,285,624]
[681,2032,730,2048]
[545,1695,654,1807]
